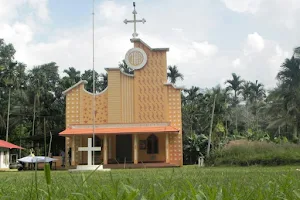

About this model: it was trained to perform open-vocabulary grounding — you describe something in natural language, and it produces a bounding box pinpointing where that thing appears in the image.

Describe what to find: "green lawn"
[0,166,300,200]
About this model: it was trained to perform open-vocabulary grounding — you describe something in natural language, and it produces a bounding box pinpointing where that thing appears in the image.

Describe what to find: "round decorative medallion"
[125,48,147,70]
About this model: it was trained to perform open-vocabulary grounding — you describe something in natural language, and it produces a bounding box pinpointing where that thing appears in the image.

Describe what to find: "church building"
[59,4,183,168]
[59,38,183,167]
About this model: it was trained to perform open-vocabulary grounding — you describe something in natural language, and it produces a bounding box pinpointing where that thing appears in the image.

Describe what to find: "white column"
[165,133,169,163]
[103,135,108,164]
[134,134,138,164]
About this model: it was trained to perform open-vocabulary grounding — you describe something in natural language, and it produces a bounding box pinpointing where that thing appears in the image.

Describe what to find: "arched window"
[147,134,158,154]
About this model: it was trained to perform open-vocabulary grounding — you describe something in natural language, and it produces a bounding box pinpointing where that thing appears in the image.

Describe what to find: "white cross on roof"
[124,2,146,38]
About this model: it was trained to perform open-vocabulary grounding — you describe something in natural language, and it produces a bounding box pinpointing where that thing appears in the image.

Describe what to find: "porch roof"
[0,140,23,149]
[59,125,179,136]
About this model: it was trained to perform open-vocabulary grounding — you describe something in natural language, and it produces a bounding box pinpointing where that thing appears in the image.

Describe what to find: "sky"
[0,0,299,90]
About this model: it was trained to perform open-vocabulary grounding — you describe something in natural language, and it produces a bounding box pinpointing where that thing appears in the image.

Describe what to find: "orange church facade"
[59,39,183,167]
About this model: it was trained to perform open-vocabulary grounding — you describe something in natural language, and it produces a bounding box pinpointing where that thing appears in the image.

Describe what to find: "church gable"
[64,81,108,127]
[130,40,169,123]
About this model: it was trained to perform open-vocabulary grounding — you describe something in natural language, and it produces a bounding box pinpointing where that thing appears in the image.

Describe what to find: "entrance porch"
[59,124,179,166]
[70,133,170,165]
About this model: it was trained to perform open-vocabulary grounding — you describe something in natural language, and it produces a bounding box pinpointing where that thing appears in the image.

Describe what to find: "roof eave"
[130,38,169,52]
[62,80,88,95]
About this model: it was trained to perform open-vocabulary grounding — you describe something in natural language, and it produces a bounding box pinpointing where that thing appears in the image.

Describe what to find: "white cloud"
[244,32,264,55]
[27,0,49,21]
[0,0,24,20]
[172,28,183,33]
[0,0,297,90]
[0,23,33,49]
[221,0,300,29]
[221,0,261,13]
[98,1,127,22]
[269,45,289,65]
[0,0,49,22]
[234,35,290,88]
[192,41,218,57]
[232,58,241,67]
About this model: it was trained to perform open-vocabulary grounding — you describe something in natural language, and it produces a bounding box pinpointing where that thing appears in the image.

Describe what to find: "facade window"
[147,134,158,154]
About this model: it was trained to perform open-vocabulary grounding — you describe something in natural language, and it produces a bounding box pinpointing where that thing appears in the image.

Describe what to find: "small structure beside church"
[0,140,23,170]
[59,3,183,168]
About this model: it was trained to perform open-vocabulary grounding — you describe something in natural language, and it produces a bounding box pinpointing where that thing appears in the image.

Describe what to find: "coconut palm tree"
[183,86,202,104]
[294,47,300,58]
[225,73,243,106]
[240,81,253,129]
[250,80,266,104]
[63,67,81,85]
[167,65,184,84]
[1,61,22,141]
[28,67,47,136]
[225,73,243,133]
[241,81,252,103]
[276,56,300,140]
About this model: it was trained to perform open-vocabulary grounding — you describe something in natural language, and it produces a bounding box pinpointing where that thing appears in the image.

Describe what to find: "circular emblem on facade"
[125,48,147,70]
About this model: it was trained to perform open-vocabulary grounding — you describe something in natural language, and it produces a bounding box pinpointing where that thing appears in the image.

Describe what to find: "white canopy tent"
[18,156,57,163]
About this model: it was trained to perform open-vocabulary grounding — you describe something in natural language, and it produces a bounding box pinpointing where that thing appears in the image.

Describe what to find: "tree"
[81,70,102,93]
[294,47,300,58]
[225,73,243,106]
[275,56,300,140]
[63,67,81,86]
[167,65,183,84]
[183,131,208,164]
[241,81,252,103]
[0,39,26,141]
[28,62,60,137]
[225,73,243,132]
[119,60,133,74]
[250,80,265,104]
[99,73,108,91]
[183,86,202,105]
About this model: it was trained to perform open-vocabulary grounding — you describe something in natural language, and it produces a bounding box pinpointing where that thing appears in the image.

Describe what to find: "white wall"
[0,148,10,169]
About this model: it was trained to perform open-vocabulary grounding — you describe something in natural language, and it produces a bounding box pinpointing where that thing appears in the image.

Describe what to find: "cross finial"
[124,2,146,38]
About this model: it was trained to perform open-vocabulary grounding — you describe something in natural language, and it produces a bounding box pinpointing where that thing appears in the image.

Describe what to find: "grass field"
[0,166,300,200]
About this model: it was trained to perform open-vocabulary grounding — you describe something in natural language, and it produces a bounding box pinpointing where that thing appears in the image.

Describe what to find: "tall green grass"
[0,166,300,199]
[211,140,300,166]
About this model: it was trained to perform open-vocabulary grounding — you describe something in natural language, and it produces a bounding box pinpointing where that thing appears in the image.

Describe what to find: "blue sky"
[0,0,299,89]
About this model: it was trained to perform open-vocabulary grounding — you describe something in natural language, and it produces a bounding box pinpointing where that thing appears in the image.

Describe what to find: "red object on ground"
[0,140,23,149]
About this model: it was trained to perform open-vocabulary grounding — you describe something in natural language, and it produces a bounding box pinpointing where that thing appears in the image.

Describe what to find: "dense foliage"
[0,39,107,155]
[179,48,300,164]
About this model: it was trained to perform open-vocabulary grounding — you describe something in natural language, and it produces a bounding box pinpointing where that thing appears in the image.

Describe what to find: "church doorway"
[116,135,132,163]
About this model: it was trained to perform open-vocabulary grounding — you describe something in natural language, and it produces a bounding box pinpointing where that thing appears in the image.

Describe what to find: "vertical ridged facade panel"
[121,73,134,123]
[108,70,121,123]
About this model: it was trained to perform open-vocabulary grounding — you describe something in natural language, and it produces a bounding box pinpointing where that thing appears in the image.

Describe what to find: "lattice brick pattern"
[167,86,183,165]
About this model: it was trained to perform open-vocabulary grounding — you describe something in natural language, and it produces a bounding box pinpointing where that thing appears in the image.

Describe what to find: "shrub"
[210,140,300,166]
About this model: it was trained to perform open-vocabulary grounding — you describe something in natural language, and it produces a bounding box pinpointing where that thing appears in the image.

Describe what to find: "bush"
[210,140,300,166]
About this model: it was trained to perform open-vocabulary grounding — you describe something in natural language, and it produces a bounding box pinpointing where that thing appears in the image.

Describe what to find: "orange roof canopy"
[0,140,23,149]
[59,126,179,136]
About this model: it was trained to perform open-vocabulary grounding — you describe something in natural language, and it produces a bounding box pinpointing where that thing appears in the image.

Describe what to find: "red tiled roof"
[59,126,179,136]
[0,140,23,149]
